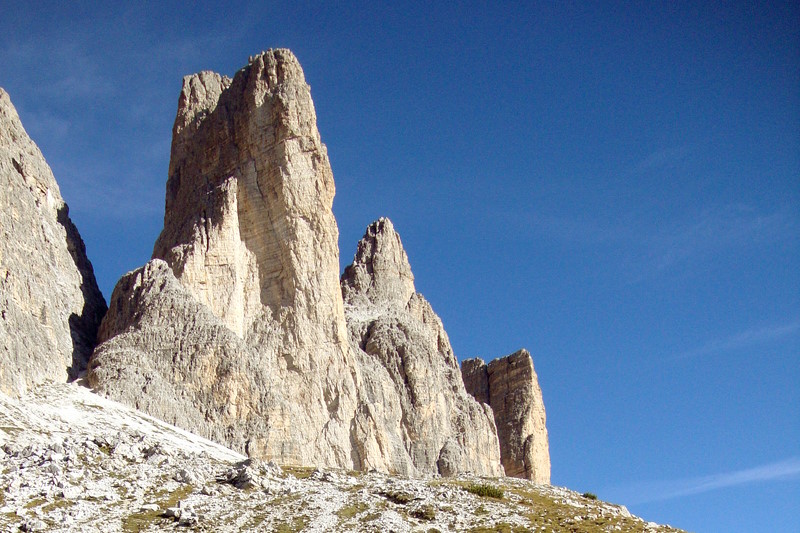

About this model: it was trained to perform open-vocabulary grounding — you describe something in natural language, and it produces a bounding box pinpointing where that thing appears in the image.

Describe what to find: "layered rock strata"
[0,88,106,396]
[89,50,504,477]
[342,218,503,476]
[462,350,550,483]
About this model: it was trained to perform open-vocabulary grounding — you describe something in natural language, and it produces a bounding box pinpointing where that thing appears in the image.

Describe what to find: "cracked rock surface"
[342,218,504,477]
[462,350,551,484]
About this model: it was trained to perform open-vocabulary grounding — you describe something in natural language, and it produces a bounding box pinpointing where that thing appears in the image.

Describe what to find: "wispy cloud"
[630,145,694,174]
[512,203,796,281]
[671,321,800,361]
[2,39,114,101]
[607,457,800,505]
[626,204,797,279]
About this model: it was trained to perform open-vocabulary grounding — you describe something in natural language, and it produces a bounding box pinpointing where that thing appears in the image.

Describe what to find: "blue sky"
[2,1,798,531]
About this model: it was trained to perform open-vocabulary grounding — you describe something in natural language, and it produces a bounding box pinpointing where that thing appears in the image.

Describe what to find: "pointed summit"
[90,50,359,467]
[341,217,415,308]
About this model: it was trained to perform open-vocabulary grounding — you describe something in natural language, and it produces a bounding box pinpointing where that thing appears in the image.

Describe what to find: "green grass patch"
[465,483,504,499]
[24,498,46,509]
[336,502,368,520]
[273,515,309,532]
[282,466,316,479]
[382,490,414,504]
[411,504,436,521]
[468,523,529,533]
[121,484,194,532]
[511,486,687,533]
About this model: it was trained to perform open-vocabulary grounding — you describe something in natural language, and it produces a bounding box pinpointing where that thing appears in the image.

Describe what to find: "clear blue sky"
[2,2,798,531]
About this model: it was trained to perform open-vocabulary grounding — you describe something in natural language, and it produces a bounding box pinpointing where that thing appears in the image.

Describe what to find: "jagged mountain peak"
[342,217,416,308]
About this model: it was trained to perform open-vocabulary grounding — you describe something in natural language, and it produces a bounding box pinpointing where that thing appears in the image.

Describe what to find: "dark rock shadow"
[57,205,108,381]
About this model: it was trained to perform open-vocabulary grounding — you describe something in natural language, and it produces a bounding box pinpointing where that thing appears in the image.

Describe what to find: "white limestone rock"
[0,88,106,396]
[91,50,503,478]
[91,50,358,467]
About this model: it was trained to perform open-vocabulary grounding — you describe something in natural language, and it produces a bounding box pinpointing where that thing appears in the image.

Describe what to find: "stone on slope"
[461,350,550,483]
[342,218,504,477]
[0,88,106,396]
[91,49,359,467]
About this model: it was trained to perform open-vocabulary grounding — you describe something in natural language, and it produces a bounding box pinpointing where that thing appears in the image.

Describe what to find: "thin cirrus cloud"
[607,457,800,505]
[670,320,800,361]
[629,145,695,175]
[518,204,794,274]
[621,204,797,282]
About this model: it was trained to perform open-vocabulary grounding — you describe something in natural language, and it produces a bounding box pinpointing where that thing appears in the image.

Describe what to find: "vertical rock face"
[0,88,107,396]
[152,50,344,347]
[342,218,503,477]
[462,350,550,484]
[91,50,358,467]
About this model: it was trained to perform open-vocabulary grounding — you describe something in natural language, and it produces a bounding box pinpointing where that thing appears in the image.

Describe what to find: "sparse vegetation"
[582,492,598,500]
[382,489,414,504]
[465,483,504,499]
[411,504,436,521]
[121,484,194,532]
[468,523,527,533]
[336,501,368,520]
[273,515,309,532]
[282,465,316,479]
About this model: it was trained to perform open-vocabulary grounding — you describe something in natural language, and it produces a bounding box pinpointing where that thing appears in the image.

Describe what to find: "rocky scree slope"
[0,382,686,533]
[0,88,106,397]
[87,49,512,477]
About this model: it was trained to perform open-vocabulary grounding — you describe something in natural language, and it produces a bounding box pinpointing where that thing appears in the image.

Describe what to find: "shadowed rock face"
[0,88,107,396]
[462,350,550,484]
[89,50,503,477]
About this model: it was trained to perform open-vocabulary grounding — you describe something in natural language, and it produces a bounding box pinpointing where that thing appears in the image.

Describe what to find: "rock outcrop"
[342,218,503,476]
[89,50,504,477]
[462,350,550,484]
[0,88,106,396]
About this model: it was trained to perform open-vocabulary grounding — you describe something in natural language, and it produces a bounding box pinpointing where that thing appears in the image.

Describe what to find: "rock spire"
[90,49,358,468]
[342,218,503,476]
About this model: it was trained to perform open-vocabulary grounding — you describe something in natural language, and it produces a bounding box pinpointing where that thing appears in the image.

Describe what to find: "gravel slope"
[0,382,686,532]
